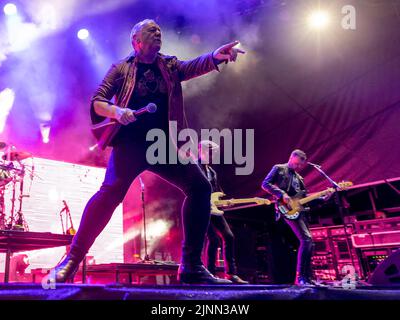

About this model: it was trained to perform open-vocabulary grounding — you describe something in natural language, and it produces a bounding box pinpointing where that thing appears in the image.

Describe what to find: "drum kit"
[0,141,34,231]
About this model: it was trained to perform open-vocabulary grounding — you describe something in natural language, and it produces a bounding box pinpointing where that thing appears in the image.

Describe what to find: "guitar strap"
[205,165,224,193]
[286,166,293,193]
[287,175,292,192]
[205,165,212,181]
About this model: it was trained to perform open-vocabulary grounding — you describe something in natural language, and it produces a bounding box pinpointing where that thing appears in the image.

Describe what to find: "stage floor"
[0,283,399,300]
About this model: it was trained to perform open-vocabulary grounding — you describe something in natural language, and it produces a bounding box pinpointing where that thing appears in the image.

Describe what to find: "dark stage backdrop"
[201,1,400,197]
[1,1,399,196]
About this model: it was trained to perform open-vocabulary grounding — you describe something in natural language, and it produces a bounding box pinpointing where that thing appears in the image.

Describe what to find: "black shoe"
[308,279,327,287]
[295,276,314,286]
[52,254,81,283]
[178,264,232,284]
[226,274,249,284]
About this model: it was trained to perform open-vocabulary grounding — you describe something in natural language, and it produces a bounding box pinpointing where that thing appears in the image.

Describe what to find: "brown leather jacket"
[90,51,219,148]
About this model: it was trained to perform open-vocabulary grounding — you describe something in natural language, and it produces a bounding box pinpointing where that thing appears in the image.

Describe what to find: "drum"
[0,169,12,187]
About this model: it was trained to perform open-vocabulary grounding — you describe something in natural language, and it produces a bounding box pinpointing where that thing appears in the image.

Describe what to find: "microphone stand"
[137,177,154,264]
[308,162,356,280]
[59,206,66,235]
[136,177,166,266]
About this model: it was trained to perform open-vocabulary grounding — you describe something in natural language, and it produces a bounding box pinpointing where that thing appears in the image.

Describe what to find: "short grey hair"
[130,19,157,45]
[291,149,307,160]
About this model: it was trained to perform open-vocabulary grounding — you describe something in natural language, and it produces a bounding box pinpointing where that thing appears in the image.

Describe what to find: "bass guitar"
[276,181,353,220]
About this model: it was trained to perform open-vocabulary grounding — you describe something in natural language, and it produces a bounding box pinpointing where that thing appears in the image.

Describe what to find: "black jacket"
[261,163,307,199]
[261,163,308,220]
[262,163,329,221]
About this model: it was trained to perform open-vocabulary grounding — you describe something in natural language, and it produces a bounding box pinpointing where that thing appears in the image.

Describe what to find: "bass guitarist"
[261,149,332,286]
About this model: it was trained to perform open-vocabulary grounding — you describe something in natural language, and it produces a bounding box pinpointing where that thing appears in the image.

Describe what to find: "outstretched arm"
[177,41,245,81]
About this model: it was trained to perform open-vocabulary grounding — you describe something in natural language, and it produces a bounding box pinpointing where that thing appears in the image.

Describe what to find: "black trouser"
[284,213,314,279]
[206,215,237,275]
[69,142,212,265]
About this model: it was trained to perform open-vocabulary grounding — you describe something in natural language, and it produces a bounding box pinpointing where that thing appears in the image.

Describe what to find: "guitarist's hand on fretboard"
[321,189,335,201]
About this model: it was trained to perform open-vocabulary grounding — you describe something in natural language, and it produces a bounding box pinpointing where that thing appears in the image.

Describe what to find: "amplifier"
[360,247,400,277]
[354,217,400,233]
[351,230,400,248]
[311,225,353,238]
[312,254,335,280]
[310,225,361,280]
[312,256,361,281]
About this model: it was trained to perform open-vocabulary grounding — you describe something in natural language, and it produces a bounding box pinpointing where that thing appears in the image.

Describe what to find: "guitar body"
[276,181,353,220]
[211,192,226,216]
[276,193,304,220]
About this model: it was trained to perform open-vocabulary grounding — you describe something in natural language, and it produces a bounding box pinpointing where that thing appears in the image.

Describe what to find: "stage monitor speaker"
[368,249,400,287]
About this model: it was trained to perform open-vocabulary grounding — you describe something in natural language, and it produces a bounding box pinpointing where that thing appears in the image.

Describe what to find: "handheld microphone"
[134,103,157,116]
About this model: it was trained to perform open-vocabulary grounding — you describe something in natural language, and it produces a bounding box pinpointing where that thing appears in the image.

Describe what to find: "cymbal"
[0,142,6,149]
[2,151,32,161]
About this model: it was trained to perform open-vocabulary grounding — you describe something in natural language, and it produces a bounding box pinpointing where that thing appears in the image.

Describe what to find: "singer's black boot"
[53,255,80,283]
[52,247,86,283]
[178,264,232,284]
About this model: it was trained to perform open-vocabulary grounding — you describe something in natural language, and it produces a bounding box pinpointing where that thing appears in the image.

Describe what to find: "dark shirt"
[113,61,169,147]
[286,167,304,197]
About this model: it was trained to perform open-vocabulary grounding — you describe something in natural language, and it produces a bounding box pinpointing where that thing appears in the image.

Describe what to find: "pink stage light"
[39,123,51,144]
[0,157,123,273]
[147,220,169,239]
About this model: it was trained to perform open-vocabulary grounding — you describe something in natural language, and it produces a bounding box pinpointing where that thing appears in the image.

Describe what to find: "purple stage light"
[77,28,89,40]
[3,3,17,16]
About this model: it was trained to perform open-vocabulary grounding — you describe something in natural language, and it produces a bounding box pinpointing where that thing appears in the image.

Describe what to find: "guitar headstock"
[254,197,271,205]
[337,181,353,190]
[324,181,353,195]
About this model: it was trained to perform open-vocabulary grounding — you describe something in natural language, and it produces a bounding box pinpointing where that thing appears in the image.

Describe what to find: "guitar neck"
[296,182,351,207]
[299,190,330,205]
[217,198,264,206]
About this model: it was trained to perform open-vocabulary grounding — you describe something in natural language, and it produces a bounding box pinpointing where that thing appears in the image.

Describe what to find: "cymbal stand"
[14,163,29,231]
[8,174,17,230]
